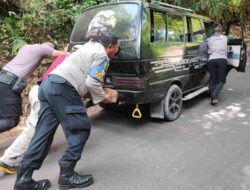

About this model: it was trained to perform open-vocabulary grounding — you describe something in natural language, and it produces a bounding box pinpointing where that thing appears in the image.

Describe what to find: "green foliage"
[162,0,250,40]
[164,0,250,23]
[0,0,107,61]
[0,0,249,62]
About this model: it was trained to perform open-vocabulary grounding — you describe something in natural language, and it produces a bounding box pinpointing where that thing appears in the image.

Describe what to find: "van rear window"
[70,4,139,42]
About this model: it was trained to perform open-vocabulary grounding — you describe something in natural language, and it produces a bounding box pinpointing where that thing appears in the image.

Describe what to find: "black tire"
[164,84,183,121]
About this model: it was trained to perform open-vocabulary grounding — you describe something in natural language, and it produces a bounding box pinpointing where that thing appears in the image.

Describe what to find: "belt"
[0,69,19,87]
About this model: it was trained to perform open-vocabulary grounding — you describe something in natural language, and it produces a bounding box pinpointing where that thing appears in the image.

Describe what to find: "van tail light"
[113,77,146,89]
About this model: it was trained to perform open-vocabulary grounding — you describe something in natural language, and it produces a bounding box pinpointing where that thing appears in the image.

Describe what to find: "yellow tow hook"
[132,104,142,119]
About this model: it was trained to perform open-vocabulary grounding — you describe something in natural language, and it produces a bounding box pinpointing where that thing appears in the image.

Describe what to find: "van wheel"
[164,84,183,121]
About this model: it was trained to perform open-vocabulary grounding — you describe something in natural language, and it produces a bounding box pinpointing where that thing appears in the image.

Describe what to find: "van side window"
[191,18,204,42]
[151,11,166,43]
[167,15,184,43]
[204,21,214,38]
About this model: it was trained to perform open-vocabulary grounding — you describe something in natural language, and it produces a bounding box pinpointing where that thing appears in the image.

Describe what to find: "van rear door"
[226,19,247,72]
[69,2,141,78]
[69,2,140,61]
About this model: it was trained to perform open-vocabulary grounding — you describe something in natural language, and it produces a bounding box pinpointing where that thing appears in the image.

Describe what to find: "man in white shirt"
[204,23,228,105]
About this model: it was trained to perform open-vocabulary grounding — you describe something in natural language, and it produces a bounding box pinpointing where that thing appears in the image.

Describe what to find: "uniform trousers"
[21,74,91,169]
[0,82,21,133]
[0,85,39,166]
[207,58,227,99]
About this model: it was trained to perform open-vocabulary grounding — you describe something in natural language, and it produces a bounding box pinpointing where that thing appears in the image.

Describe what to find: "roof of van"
[150,1,194,13]
[148,1,211,21]
[81,0,212,21]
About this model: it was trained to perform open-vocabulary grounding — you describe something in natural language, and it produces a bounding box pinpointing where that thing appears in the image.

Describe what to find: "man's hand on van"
[102,88,118,104]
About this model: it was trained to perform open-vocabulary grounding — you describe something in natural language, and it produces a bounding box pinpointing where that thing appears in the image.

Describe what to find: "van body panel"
[70,1,246,106]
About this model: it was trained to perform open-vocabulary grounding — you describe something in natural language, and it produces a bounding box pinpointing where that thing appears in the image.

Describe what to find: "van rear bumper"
[117,90,148,104]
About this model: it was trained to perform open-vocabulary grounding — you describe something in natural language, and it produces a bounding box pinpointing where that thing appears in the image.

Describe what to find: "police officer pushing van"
[0,42,69,133]
[14,31,120,190]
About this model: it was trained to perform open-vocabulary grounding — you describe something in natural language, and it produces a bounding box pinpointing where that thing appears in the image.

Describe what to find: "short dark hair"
[87,29,119,47]
[98,30,119,47]
[212,23,222,33]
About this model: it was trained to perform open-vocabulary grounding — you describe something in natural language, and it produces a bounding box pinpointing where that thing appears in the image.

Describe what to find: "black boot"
[58,162,94,189]
[14,165,51,190]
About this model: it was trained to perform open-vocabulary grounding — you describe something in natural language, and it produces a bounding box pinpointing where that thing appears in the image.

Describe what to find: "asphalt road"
[1,66,250,190]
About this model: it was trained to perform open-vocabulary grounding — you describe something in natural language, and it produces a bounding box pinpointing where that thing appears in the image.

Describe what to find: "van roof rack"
[151,1,194,13]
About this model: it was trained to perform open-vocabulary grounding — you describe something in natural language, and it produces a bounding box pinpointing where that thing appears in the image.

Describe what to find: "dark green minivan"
[70,0,247,121]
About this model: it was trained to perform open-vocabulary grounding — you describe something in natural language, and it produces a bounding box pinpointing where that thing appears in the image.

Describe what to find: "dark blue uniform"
[22,75,91,168]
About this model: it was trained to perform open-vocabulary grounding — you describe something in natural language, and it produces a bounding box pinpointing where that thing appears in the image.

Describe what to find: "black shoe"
[14,165,51,190]
[14,179,51,190]
[58,172,94,189]
[0,161,16,174]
